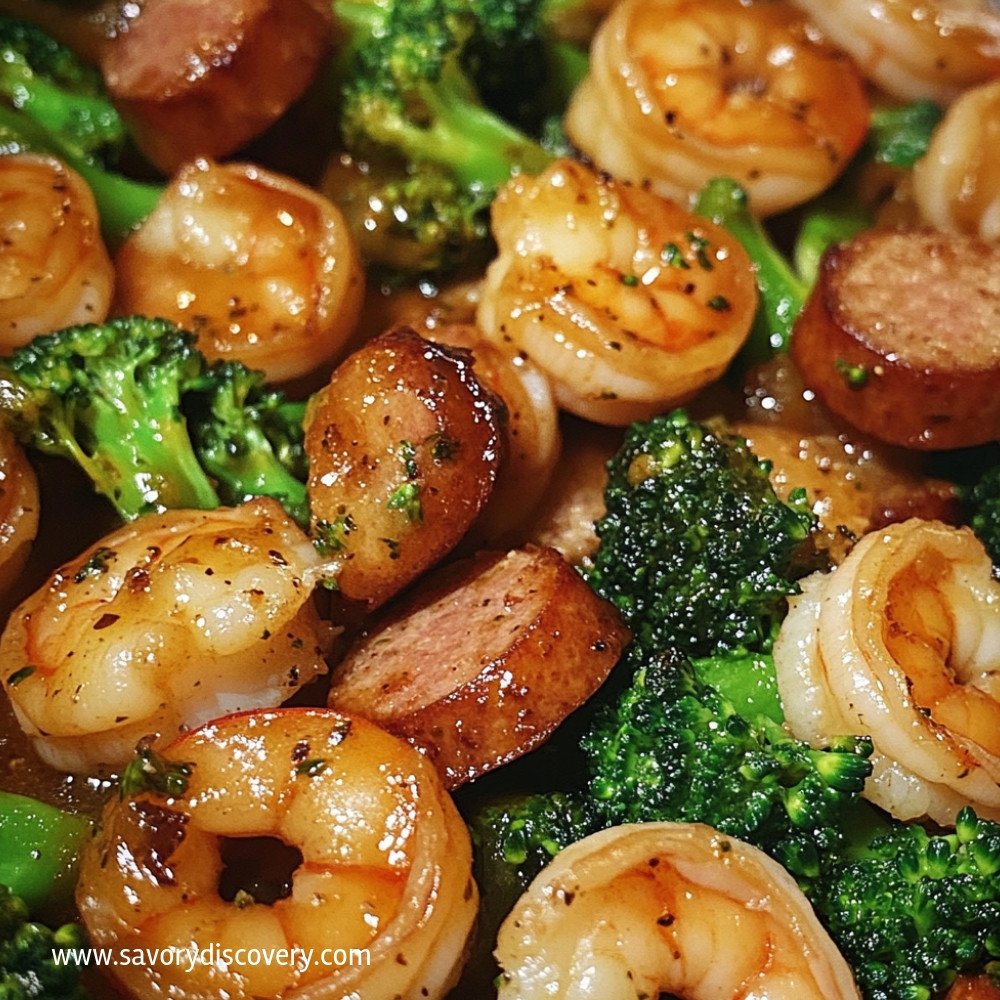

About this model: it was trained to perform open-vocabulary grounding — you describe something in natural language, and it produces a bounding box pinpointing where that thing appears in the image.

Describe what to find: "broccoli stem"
[792,206,870,288]
[867,100,943,169]
[0,103,161,243]
[695,178,808,365]
[0,792,91,917]
[54,369,221,518]
[390,67,553,190]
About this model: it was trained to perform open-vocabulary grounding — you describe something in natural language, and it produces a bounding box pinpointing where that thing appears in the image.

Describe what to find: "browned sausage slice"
[791,229,1000,450]
[100,0,332,173]
[327,545,629,788]
[305,327,504,610]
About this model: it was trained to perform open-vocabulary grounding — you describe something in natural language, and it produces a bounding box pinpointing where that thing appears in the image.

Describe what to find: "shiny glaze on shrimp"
[113,158,365,385]
[774,519,1000,825]
[0,428,38,600]
[0,154,113,348]
[789,0,1000,104]
[77,707,477,1000]
[477,159,758,425]
[0,499,334,774]
[495,822,860,999]
[565,0,869,216]
[913,80,1000,240]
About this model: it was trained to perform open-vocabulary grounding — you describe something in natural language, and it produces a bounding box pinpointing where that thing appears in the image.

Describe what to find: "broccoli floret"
[812,807,1000,1000]
[0,14,161,241]
[0,793,91,917]
[341,0,552,189]
[964,463,1000,567]
[332,156,493,275]
[458,792,593,996]
[582,651,873,882]
[334,0,567,275]
[0,884,88,1000]
[0,317,220,520]
[585,410,815,659]
[185,361,310,527]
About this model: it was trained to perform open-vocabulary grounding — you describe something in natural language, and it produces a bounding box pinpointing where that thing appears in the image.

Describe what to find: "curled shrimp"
[774,519,1000,825]
[476,158,758,425]
[0,499,334,774]
[0,154,113,348]
[495,821,859,999]
[77,707,477,1000]
[913,80,1000,240]
[788,0,1000,104]
[564,0,869,217]
[0,427,38,600]
[113,158,365,385]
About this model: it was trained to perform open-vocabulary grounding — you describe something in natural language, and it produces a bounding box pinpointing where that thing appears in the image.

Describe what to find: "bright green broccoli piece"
[185,361,310,527]
[0,884,88,1000]
[812,807,1000,1000]
[582,651,873,882]
[0,317,221,520]
[340,0,552,191]
[867,100,943,169]
[585,410,815,659]
[334,0,564,275]
[459,792,593,996]
[695,177,809,365]
[964,463,1000,566]
[0,793,91,918]
[0,14,161,242]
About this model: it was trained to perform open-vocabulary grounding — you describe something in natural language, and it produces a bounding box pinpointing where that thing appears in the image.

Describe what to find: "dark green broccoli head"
[334,159,493,275]
[339,0,552,193]
[185,361,309,526]
[582,650,873,881]
[813,807,1000,1000]
[585,410,816,658]
[965,463,1000,567]
[0,317,220,519]
[0,13,123,160]
[0,884,88,1000]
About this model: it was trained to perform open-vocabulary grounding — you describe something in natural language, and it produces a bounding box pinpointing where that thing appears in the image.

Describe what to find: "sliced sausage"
[305,327,504,610]
[100,0,332,174]
[791,229,1000,450]
[327,545,629,788]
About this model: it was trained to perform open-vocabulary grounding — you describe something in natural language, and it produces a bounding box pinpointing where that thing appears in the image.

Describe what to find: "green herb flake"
[661,242,691,270]
[74,546,116,584]
[834,358,870,389]
[6,665,36,687]
[120,740,194,799]
[314,514,355,555]
[619,273,639,287]
[387,480,423,523]
[232,890,256,909]
[295,758,328,777]
[687,232,714,270]
[707,295,731,312]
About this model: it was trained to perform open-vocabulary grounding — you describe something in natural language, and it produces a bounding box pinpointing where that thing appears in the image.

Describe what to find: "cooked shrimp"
[113,158,365,385]
[565,0,869,217]
[788,0,1000,104]
[0,499,335,774]
[477,158,758,425]
[774,519,1000,825]
[425,324,561,545]
[495,821,859,1000]
[0,428,38,600]
[0,154,113,349]
[77,707,477,1000]
[913,80,1000,240]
